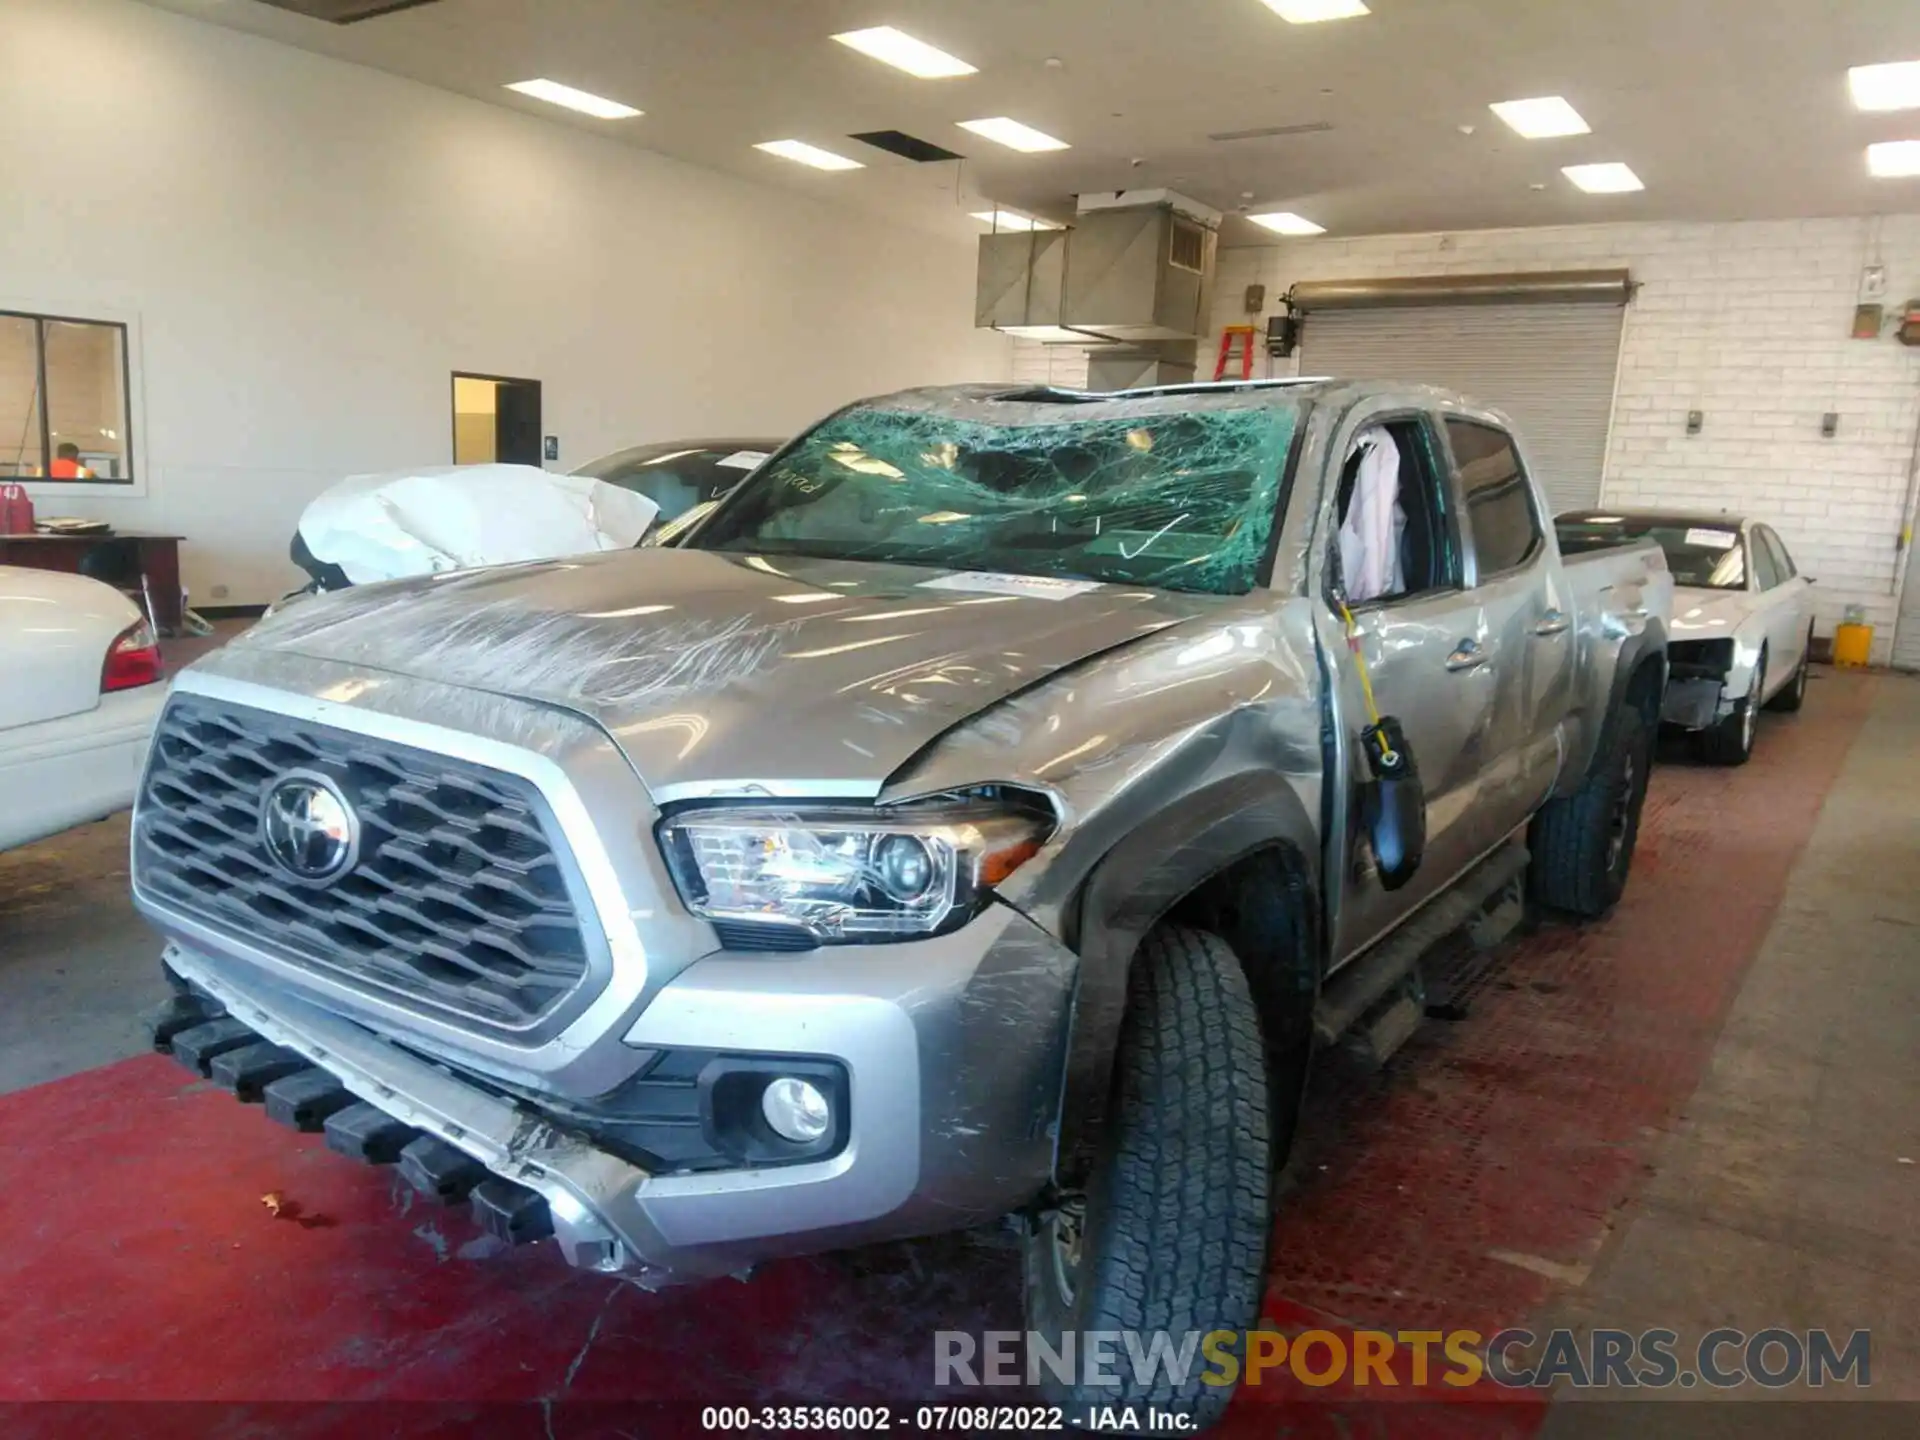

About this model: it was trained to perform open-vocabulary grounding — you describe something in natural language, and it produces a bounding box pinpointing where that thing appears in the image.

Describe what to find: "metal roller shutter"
[1296,301,1627,513]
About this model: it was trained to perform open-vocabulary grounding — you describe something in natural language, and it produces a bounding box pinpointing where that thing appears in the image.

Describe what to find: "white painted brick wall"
[1211,216,1920,660]
[1009,339,1092,390]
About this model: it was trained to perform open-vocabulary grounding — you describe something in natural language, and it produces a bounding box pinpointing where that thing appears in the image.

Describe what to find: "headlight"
[658,802,1051,942]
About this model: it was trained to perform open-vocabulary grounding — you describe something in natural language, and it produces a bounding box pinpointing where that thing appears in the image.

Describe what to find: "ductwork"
[976,192,1220,347]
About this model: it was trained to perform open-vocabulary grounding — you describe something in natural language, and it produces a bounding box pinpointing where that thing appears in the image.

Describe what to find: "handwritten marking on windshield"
[1120,513,1190,560]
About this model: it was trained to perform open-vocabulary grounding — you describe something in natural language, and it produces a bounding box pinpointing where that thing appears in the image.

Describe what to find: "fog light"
[761,1077,831,1144]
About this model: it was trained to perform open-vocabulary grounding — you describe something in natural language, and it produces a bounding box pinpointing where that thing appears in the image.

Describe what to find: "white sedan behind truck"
[1557,511,1814,765]
[0,566,168,852]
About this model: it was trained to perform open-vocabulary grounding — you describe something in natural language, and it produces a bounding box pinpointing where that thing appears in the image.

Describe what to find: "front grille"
[135,694,595,1030]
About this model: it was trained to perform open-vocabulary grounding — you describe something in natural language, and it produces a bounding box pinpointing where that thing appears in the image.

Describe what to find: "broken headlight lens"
[658,804,1051,942]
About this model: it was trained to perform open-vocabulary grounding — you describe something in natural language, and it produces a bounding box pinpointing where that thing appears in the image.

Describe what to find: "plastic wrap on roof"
[700,402,1302,596]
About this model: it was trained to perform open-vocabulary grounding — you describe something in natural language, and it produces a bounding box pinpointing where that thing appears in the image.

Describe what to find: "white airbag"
[297,465,660,584]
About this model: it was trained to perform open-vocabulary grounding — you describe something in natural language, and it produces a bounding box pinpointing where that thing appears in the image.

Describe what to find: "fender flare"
[1578,620,1667,782]
[1051,770,1320,1184]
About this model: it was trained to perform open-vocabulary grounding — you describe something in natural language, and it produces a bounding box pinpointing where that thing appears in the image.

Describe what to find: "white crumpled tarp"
[297,465,660,584]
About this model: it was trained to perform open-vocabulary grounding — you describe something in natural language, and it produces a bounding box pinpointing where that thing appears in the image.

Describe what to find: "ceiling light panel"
[755,140,864,171]
[1247,211,1326,235]
[832,26,976,79]
[1489,96,1590,139]
[1562,162,1643,193]
[1260,0,1370,22]
[504,79,641,119]
[958,117,1069,152]
[1850,61,1920,112]
[1868,140,1920,177]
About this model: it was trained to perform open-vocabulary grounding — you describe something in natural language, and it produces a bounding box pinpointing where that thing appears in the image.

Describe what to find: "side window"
[1760,526,1796,581]
[1331,416,1460,606]
[1750,530,1783,591]
[1443,419,1542,577]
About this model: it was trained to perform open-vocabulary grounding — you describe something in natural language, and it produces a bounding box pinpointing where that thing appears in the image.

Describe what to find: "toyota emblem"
[260,773,359,884]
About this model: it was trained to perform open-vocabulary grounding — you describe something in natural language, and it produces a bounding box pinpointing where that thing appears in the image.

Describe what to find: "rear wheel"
[1023,927,1270,1429]
[1698,656,1764,765]
[1766,630,1811,713]
[1529,704,1653,918]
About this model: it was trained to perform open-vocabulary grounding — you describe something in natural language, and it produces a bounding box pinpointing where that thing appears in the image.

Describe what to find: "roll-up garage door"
[1296,301,1627,513]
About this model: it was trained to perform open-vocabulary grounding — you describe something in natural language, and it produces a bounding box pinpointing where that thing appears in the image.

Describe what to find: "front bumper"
[162,899,1077,1283]
[1660,676,1727,731]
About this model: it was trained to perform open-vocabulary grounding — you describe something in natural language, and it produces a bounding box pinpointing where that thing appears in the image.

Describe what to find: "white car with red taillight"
[0,565,167,852]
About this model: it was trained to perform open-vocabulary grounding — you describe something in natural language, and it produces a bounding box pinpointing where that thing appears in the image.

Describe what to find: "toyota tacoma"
[136,379,1671,1423]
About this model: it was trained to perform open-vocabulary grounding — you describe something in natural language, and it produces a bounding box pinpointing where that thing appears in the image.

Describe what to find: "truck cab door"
[1320,408,1495,967]
[1439,418,1576,856]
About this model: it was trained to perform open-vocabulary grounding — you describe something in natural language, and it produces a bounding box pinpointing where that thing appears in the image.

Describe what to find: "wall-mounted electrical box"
[1899,300,1920,347]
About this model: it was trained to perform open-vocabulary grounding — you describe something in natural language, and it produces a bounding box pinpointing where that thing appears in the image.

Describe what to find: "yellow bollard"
[1832,623,1873,668]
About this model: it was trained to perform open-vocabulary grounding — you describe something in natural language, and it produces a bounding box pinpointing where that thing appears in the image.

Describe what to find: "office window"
[0,311,134,483]
[1444,418,1541,576]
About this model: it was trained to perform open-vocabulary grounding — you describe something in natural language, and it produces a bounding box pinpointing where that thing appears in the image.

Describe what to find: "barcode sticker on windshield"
[1684,527,1738,550]
[715,450,771,471]
[919,571,1103,601]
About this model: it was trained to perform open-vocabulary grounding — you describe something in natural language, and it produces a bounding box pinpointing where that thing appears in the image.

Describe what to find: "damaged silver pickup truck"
[137,378,1670,1422]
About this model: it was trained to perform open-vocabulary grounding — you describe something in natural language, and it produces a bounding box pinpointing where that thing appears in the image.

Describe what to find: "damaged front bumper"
[1660,675,1728,731]
[160,898,1077,1284]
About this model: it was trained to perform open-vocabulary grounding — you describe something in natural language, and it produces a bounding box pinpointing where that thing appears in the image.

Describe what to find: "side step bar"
[1313,840,1530,1047]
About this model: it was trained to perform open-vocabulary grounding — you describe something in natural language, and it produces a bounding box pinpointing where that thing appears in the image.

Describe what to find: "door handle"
[1534,609,1571,637]
[1445,639,1487,672]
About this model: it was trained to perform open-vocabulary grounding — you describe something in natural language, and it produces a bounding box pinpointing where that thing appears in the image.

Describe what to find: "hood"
[1669,586,1754,639]
[238,548,1211,801]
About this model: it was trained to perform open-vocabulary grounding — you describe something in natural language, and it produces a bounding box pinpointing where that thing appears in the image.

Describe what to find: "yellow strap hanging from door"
[1336,597,1398,766]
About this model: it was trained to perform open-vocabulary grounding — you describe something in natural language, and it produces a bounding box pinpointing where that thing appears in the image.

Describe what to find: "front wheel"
[1698,657,1764,765]
[1529,705,1653,918]
[1023,927,1271,1429]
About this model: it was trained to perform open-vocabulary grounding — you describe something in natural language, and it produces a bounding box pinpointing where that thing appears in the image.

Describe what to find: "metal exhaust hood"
[976,191,1220,346]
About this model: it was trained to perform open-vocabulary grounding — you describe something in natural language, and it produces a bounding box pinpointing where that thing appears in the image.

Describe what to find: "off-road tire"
[1698,654,1764,765]
[1765,631,1811,713]
[1023,927,1270,1430]
[1528,705,1653,919]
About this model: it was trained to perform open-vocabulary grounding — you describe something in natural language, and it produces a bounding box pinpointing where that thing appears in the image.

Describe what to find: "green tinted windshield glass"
[690,402,1302,596]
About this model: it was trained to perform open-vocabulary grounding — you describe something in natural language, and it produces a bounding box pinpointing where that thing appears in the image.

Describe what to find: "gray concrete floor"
[0,813,164,1094]
[1547,672,1920,1421]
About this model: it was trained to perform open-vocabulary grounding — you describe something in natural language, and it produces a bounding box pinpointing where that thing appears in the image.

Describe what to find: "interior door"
[494,380,544,466]
[1441,418,1575,852]
[1324,408,1497,965]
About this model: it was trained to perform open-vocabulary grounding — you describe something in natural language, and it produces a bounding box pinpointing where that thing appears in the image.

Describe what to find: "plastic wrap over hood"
[297,466,660,584]
[235,547,1214,802]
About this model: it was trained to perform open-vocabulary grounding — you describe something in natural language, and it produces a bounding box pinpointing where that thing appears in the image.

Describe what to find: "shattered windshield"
[687,401,1303,596]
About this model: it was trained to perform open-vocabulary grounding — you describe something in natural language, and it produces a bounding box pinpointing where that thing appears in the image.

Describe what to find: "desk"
[0,532,186,634]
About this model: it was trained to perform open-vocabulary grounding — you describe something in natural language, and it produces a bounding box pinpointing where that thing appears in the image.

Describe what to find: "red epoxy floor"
[0,675,1875,1438]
